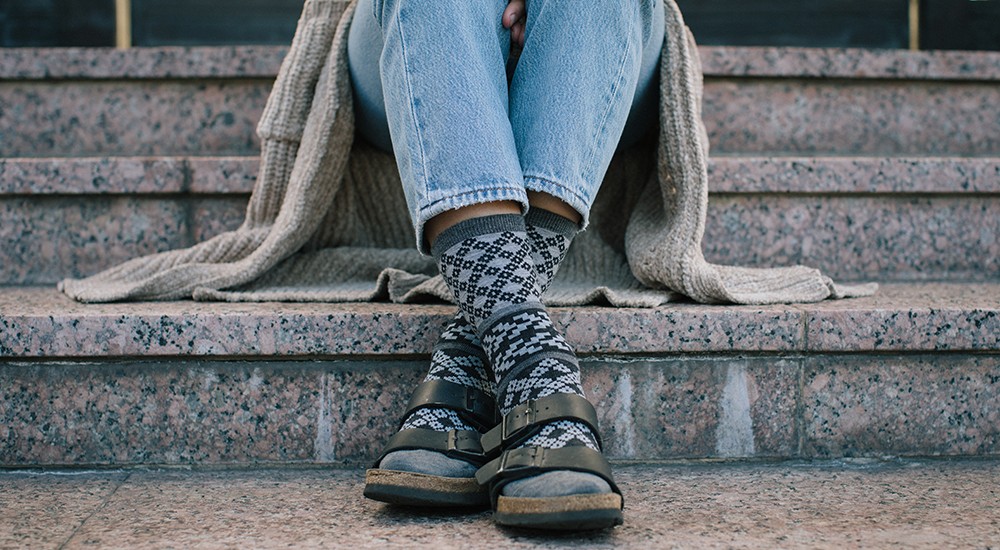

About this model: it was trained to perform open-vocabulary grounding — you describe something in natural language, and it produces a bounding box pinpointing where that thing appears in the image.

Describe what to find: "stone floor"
[2,460,998,549]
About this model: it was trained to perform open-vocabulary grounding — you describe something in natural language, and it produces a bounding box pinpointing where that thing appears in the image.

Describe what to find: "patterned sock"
[515,208,597,454]
[524,207,578,293]
[432,214,607,496]
[381,209,578,478]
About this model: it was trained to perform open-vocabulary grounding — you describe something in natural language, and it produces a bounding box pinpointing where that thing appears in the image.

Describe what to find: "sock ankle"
[432,215,602,457]
[524,207,579,293]
[395,210,576,437]
[400,208,577,434]
[378,318,489,478]
[398,318,491,434]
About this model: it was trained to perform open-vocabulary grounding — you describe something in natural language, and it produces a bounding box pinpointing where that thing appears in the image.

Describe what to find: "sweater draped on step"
[58,0,877,306]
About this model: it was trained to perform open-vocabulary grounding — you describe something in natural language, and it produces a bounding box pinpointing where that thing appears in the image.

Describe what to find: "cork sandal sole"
[363,469,490,508]
[493,493,624,531]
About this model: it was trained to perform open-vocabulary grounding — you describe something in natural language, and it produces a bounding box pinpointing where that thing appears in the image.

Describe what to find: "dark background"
[1,0,997,50]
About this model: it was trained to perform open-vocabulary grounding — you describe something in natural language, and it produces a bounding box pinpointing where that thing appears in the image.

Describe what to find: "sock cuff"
[525,208,579,239]
[431,214,527,260]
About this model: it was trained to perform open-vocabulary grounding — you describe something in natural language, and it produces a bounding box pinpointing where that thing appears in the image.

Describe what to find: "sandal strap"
[403,379,499,432]
[372,428,488,468]
[480,394,602,457]
[474,446,623,508]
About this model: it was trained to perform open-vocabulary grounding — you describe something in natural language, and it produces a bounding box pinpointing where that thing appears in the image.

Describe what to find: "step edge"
[2,46,998,82]
[1,284,996,358]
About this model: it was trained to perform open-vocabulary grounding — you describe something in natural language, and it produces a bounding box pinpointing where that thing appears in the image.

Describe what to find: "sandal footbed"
[494,494,624,531]
[363,469,489,508]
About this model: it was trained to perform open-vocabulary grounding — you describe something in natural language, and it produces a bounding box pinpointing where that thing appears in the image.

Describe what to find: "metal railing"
[115,0,132,49]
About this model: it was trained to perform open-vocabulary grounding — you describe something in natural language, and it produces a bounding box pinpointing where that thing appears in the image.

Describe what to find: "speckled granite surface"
[5,192,995,284]
[0,46,290,80]
[699,47,1000,81]
[702,80,1000,155]
[2,354,997,465]
[1,81,269,157]
[2,284,997,358]
[3,45,998,81]
[4,48,999,158]
[701,195,1000,282]
[5,79,997,158]
[707,156,1000,194]
[1,196,248,285]
[2,461,999,549]
[1,284,997,465]
[0,358,805,464]
[6,156,998,195]
[0,156,259,195]
[803,355,1000,457]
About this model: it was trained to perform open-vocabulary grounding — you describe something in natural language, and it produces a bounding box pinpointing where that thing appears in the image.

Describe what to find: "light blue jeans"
[348,0,665,251]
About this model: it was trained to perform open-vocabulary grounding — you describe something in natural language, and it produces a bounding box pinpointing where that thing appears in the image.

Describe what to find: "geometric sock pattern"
[433,215,598,453]
[399,317,490,432]
[435,226,537,329]
[398,210,578,436]
[524,207,578,294]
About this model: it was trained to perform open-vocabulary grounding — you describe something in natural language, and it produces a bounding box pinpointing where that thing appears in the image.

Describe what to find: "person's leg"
[444,0,661,504]
[354,0,590,489]
[352,0,519,487]
[511,0,663,224]
[347,0,393,152]
[372,0,527,251]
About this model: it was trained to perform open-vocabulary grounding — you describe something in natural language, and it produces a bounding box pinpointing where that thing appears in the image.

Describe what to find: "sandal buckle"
[502,398,536,444]
[495,447,544,477]
[446,429,484,461]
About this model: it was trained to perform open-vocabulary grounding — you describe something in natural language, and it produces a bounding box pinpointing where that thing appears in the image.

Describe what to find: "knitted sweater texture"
[58,0,877,306]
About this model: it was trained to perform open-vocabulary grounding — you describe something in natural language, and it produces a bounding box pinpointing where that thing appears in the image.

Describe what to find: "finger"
[513,22,526,46]
[502,1,526,29]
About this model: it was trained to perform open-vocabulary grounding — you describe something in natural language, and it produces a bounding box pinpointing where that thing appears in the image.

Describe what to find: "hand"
[503,0,526,46]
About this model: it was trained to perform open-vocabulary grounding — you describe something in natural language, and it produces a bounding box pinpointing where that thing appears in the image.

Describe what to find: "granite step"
[1,46,998,157]
[2,155,997,285]
[0,283,997,467]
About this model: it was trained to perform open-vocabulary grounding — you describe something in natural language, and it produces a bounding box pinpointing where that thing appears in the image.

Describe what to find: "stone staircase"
[0,44,997,467]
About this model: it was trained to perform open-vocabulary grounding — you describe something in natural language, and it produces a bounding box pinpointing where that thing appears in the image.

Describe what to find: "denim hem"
[414,185,530,254]
[522,175,593,230]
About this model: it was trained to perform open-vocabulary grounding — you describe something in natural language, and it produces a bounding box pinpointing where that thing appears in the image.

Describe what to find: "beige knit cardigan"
[59,0,877,306]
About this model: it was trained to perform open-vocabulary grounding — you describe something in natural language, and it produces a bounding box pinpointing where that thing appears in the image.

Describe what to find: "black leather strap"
[372,428,488,468]
[480,394,602,457]
[403,379,499,432]
[474,446,623,508]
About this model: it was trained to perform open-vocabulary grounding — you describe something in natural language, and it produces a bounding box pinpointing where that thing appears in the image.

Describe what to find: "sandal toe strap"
[475,446,623,508]
[481,394,602,457]
[403,379,499,432]
[373,428,487,468]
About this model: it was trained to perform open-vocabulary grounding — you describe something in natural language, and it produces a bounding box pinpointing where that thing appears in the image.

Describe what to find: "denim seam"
[419,185,528,213]
[522,175,589,217]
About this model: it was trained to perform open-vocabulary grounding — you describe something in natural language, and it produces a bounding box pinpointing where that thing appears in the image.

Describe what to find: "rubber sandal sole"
[363,469,490,508]
[493,493,623,531]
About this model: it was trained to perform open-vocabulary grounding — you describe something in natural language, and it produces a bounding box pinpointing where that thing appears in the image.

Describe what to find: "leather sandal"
[475,394,624,530]
[364,379,499,507]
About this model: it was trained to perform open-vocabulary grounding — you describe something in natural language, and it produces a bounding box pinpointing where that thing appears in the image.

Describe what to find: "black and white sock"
[432,215,600,459]
[397,208,578,435]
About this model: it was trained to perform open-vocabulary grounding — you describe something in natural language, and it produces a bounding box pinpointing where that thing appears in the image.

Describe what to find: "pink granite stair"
[0,284,997,466]
[3,46,999,157]
[1,45,998,468]
[2,154,997,284]
[2,46,998,285]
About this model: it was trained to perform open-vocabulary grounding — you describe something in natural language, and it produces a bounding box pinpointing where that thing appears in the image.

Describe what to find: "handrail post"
[115,0,132,49]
